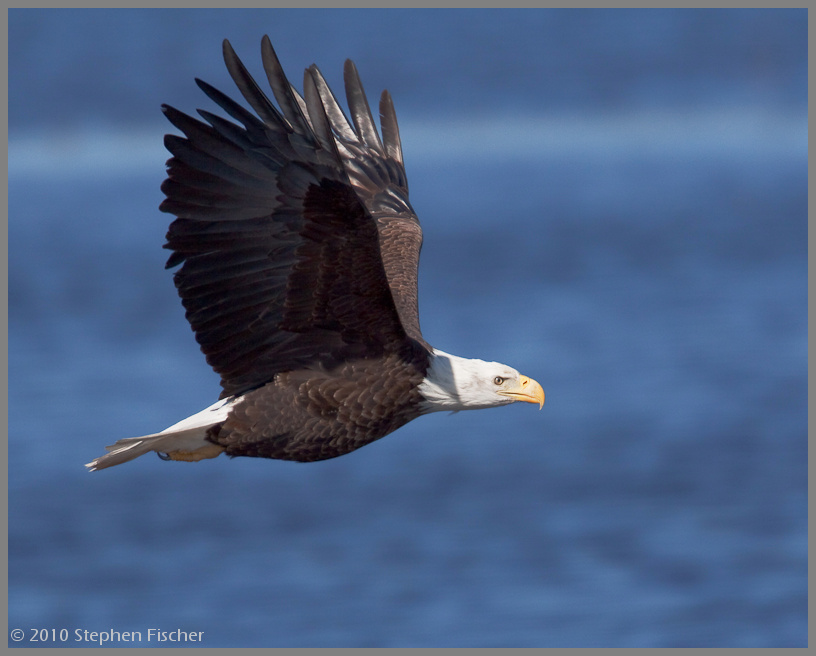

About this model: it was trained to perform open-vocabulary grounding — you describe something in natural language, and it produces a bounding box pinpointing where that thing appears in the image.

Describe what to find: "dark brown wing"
[160,37,428,399]
[305,53,425,348]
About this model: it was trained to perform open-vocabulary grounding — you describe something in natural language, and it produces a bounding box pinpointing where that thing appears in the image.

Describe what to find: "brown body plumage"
[212,351,427,461]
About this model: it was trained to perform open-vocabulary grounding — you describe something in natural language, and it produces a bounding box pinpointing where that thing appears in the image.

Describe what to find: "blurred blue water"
[8,9,807,648]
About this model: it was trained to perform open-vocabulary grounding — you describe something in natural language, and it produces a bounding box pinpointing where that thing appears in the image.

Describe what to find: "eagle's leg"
[157,443,225,462]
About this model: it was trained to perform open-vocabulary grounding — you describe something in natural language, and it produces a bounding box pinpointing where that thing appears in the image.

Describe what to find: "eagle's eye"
[493,376,506,386]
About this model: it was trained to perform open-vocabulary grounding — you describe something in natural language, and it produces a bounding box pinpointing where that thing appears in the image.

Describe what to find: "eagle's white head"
[418,349,544,413]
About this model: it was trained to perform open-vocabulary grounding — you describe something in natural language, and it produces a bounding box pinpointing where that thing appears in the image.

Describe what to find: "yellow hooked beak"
[498,374,545,409]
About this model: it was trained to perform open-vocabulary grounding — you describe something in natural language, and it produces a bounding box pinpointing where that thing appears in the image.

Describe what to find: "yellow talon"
[162,443,225,462]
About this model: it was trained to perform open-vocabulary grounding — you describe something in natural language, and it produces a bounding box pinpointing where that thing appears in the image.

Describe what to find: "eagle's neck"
[417,349,501,413]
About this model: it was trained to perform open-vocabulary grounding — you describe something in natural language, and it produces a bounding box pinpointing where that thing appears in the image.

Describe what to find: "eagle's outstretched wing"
[161,36,428,399]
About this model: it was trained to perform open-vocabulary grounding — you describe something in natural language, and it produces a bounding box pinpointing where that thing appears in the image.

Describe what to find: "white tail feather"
[85,398,236,472]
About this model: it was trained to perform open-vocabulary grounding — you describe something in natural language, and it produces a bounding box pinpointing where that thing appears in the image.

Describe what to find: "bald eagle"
[86,36,544,471]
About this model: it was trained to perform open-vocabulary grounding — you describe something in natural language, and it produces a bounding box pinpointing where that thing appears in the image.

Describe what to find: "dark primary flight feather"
[160,36,428,399]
